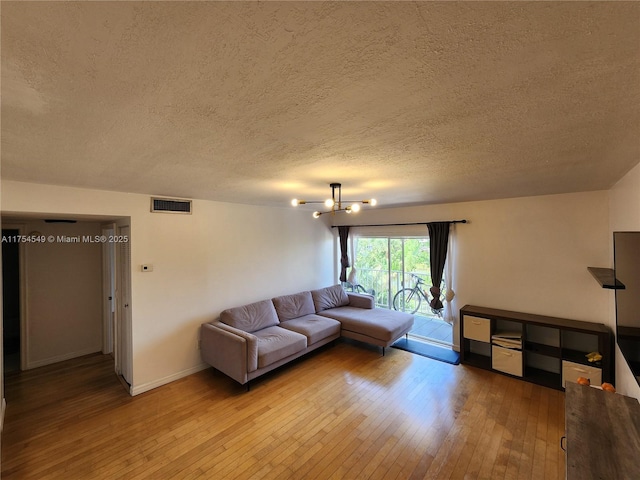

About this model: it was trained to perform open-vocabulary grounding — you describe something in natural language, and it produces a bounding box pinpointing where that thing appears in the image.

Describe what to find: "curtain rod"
[331,220,467,228]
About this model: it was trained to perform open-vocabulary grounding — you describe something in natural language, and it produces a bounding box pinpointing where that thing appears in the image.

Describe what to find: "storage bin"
[562,360,602,388]
[463,315,490,342]
[492,345,523,377]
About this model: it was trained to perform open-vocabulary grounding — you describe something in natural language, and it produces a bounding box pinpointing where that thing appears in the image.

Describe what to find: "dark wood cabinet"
[460,305,613,390]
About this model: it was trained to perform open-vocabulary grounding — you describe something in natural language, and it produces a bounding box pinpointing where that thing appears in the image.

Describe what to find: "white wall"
[609,162,640,399]
[20,220,103,368]
[336,191,611,349]
[1,180,335,394]
[5,178,630,398]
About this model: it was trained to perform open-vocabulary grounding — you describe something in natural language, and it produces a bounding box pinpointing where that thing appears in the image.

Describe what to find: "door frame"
[115,224,133,388]
[101,223,116,355]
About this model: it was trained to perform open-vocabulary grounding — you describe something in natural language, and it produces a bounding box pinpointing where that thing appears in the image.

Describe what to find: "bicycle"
[392,273,441,315]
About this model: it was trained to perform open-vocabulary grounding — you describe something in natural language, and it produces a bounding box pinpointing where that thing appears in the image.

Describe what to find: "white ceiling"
[2,1,639,209]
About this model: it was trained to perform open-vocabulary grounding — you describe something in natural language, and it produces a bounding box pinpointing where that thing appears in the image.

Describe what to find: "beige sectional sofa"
[200,285,414,387]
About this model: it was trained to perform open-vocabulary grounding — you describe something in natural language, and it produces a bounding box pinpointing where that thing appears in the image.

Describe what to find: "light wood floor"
[1,341,566,479]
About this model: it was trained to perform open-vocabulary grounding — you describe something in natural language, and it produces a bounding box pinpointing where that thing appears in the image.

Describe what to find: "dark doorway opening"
[3,228,21,372]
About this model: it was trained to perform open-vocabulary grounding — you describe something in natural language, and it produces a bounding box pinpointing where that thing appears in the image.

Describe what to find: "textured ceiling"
[2,1,639,209]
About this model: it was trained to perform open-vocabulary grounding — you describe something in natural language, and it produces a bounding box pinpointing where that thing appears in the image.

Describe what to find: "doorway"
[350,236,453,346]
[2,228,22,372]
[1,218,133,394]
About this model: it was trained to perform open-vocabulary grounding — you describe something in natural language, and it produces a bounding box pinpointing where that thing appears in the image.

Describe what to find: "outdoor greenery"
[348,237,437,314]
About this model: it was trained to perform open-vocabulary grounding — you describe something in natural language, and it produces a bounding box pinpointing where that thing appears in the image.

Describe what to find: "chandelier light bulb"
[291,183,375,217]
[370,198,377,206]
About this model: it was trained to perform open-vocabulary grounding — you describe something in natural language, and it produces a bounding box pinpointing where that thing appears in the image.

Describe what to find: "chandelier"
[291,183,377,218]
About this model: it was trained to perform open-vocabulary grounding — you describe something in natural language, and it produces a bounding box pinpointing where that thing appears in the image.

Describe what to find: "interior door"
[115,225,132,386]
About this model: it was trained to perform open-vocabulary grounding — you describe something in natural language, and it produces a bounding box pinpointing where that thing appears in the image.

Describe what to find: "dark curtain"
[338,226,350,282]
[427,222,450,311]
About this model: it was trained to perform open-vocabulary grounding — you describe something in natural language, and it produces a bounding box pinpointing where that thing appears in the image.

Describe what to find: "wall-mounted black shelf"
[587,267,625,290]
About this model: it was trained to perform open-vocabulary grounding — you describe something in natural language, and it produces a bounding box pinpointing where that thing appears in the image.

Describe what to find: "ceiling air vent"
[151,197,192,214]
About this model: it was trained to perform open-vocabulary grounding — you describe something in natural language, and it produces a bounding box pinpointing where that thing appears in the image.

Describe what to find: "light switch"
[141,264,153,272]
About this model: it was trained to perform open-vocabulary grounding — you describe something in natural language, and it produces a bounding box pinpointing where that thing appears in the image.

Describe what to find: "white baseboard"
[130,363,209,396]
[26,346,102,370]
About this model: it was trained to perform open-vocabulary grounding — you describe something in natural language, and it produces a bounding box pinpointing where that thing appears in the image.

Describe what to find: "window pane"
[354,238,389,308]
[353,236,442,315]
[351,235,451,345]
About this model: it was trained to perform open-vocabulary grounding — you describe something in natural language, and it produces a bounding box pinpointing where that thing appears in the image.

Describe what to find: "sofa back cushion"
[272,291,315,321]
[220,299,279,333]
[311,285,349,312]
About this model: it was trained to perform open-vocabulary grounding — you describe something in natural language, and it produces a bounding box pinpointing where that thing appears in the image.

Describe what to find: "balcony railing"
[344,267,439,318]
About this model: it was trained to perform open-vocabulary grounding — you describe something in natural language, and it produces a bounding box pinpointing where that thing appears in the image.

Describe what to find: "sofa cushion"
[220,299,279,333]
[311,285,349,312]
[346,292,375,309]
[272,291,315,321]
[318,307,414,343]
[253,326,307,368]
[279,314,341,345]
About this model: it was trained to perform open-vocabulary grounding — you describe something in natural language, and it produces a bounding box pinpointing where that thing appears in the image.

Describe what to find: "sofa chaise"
[200,285,414,387]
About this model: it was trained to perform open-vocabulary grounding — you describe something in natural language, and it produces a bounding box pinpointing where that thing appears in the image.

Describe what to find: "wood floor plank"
[2,344,566,479]
[526,387,546,480]
[448,374,494,478]
[478,374,518,479]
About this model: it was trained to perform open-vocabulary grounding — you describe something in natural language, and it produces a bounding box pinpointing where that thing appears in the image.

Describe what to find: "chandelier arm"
[291,182,377,218]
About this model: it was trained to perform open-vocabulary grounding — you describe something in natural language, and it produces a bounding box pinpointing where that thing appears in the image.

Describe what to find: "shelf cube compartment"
[463,315,491,342]
[492,345,523,377]
[562,360,602,388]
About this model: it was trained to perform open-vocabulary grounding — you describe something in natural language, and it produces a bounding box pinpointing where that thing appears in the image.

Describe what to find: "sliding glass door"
[349,236,452,346]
